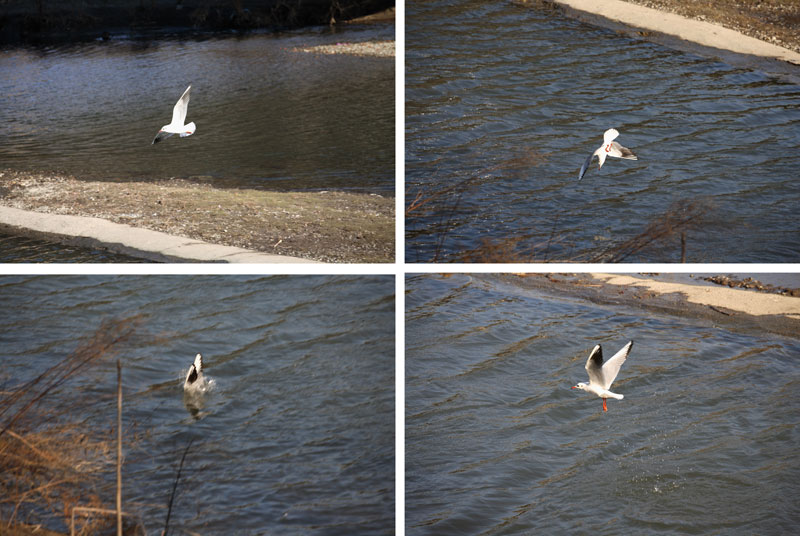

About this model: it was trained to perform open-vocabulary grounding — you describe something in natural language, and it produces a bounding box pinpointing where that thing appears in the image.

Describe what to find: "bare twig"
[116,360,123,536]
[163,438,195,536]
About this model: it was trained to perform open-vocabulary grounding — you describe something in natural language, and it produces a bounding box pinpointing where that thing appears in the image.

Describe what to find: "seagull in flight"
[152,85,196,144]
[572,341,633,412]
[578,128,637,180]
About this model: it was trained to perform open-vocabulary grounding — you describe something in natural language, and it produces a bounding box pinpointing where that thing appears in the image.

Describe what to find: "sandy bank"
[551,0,800,64]
[591,273,800,319]
[0,171,394,263]
[504,273,800,339]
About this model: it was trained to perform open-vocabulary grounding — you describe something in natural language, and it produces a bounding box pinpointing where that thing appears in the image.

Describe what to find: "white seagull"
[152,85,196,144]
[578,128,638,181]
[183,353,204,390]
[572,341,633,412]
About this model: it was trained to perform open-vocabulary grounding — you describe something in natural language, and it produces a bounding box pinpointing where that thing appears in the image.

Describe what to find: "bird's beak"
[571,385,577,389]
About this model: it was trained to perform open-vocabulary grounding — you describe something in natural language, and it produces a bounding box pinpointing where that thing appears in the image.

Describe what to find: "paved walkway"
[0,206,318,263]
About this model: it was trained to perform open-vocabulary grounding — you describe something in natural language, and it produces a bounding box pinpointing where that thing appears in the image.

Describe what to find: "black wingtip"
[187,365,197,384]
[589,344,603,367]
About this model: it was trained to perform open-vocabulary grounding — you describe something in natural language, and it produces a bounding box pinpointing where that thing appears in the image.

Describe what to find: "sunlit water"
[406,274,799,534]
[405,0,800,262]
[0,23,394,192]
[0,275,395,535]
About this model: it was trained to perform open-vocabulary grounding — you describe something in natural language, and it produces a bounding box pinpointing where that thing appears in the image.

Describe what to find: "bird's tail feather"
[180,122,196,137]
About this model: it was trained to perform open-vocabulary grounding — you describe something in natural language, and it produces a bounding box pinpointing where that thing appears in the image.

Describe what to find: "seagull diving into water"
[152,85,196,144]
[578,128,638,181]
[572,341,633,412]
[184,353,204,390]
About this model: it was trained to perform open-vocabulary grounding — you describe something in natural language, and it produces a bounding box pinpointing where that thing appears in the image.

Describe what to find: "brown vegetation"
[591,197,718,263]
[0,316,144,535]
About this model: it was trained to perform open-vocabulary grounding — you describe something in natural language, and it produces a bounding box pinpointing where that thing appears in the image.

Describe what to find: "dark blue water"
[406,273,799,534]
[405,0,800,262]
[0,275,395,535]
[0,23,394,192]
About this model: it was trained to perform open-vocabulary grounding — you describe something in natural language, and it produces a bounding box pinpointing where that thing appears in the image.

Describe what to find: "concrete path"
[555,0,800,64]
[0,206,318,263]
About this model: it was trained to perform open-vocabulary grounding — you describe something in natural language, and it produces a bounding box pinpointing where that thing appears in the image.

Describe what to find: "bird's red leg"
[602,398,607,412]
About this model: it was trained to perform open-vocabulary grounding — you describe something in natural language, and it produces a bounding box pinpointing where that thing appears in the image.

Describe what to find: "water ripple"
[406,0,800,262]
[407,274,800,534]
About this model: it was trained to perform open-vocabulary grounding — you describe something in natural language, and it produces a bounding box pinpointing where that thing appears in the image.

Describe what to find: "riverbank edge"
[0,1,395,45]
[497,273,800,339]
[548,0,800,65]
[0,206,318,263]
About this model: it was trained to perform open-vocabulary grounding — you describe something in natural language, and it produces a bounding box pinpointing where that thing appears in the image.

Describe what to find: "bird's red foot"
[602,398,607,412]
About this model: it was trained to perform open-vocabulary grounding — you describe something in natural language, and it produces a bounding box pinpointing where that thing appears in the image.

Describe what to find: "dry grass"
[0,170,394,263]
[591,197,718,262]
[0,316,144,535]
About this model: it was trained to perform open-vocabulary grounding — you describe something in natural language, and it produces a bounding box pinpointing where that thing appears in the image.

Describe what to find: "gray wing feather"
[152,130,175,144]
[609,141,638,160]
[578,152,594,181]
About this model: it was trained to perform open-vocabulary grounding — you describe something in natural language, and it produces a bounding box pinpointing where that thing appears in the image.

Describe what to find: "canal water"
[0,23,394,193]
[406,0,800,262]
[0,232,149,262]
[405,274,799,534]
[0,275,395,535]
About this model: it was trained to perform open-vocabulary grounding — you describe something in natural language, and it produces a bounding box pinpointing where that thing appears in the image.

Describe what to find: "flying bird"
[572,341,633,411]
[184,353,204,390]
[578,128,638,180]
[152,85,196,144]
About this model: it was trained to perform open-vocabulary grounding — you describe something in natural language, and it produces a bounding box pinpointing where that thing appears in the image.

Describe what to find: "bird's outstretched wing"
[170,85,192,128]
[152,130,175,144]
[585,345,605,385]
[603,128,620,144]
[578,151,595,181]
[600,341,633,389]
[608,141,638,160]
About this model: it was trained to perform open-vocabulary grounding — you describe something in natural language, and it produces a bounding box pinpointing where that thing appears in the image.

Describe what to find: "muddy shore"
[0,171,394,263]
[502,273,800,339]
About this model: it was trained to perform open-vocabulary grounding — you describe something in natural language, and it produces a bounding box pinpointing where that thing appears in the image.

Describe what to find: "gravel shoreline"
[622,0,800,55]
[501,273,800,339]
[0,171,394,263]
[294,40,394,57]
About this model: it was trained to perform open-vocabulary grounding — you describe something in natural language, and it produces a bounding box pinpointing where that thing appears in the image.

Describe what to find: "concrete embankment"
[551,0,800,65]
[0,206,317,263]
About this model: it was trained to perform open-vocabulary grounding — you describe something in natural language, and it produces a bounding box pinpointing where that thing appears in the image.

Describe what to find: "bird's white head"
[572,382,588,392]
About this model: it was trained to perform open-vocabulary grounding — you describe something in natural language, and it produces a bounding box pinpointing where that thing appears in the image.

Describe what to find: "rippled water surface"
[0,232,149,262]
[406,274,799,534]
[0,24,394,192]
[1,275,394,535]
[405,0,800,262]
